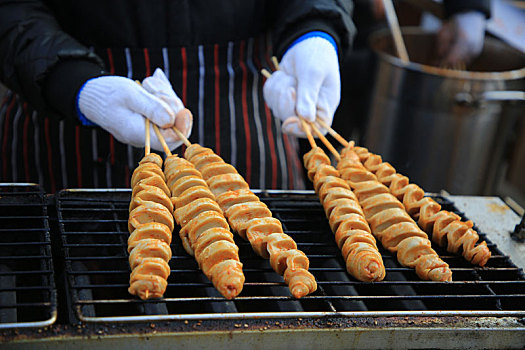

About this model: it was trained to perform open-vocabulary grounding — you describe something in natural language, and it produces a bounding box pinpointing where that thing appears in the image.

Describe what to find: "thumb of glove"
[126,84,175,127]
[142,68,185,114]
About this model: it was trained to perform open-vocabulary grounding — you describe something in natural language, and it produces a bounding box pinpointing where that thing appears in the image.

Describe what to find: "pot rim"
[370,27,525,81]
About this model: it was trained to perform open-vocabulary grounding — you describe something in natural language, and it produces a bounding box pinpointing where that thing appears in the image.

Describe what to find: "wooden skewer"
[261,69,272,79]
[137,80,152,156]
[271,56,280,71]
[308,121,340,161]
[299,118,316,149]
[152,124,172,156]
[315,118,350,148]
[382,0,410,64]
[172,126,192,147]
[145,119,151,155]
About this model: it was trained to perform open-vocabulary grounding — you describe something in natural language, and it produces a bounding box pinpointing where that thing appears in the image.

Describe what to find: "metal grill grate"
[57,189,525,323]
[0,184,57,329]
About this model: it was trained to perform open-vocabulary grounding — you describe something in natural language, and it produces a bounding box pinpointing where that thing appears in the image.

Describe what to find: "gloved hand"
[263,34,340,137]
[437,11,486,67]
[142,68,193,146]
[78,72,190,152]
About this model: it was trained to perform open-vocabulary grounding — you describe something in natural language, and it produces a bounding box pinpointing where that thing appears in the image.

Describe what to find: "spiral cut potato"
[303,147,385,282]
[337,147,452,282]
[164,154,244,299]
[184,144,317,298]
[347,146,491,267]
[128,153,174,299]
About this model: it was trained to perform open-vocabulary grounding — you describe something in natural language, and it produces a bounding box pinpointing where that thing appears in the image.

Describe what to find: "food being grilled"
[128,153,174,299]
[303,147,385,282]
[337,147,452,282]
[164,154,244,299]
[185,144,317,298]
[348,146,491,267]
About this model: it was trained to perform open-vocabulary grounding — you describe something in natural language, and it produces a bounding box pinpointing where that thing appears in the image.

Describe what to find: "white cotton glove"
[263,36,340,137]
[142,68,193,146]
[437,11,486,66]
[78,75,183,152]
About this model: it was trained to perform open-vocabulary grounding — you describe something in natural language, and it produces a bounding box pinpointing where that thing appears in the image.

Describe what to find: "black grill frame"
[57,189,525,323]
[0,184,57,329]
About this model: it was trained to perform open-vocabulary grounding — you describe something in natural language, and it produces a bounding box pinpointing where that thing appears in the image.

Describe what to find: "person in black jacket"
[0,0,490,193]
[0,0,354,192]
[437,0,491,66]
[332,0,491,148]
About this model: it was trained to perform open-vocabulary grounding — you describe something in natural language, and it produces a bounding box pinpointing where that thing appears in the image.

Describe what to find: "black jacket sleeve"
[0,0,106,119]
[444,0,491,19]
[270,0,356,62]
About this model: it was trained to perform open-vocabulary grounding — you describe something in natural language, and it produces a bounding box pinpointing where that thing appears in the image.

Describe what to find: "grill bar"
[0,183,57,329]
[58,189,525,323]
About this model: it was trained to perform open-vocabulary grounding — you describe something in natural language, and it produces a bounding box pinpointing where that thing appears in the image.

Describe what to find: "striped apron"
[0,37,306,192]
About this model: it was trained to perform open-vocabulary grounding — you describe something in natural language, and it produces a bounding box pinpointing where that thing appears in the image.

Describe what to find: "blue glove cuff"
[76,80,97,127]
[285,31,338,55]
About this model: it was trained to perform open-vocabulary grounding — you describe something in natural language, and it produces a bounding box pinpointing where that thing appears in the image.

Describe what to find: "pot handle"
[456,91,525,105]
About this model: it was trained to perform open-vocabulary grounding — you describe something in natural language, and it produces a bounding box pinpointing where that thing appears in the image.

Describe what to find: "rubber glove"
[142,68,193,147]
[78,75,182,152]
[437,11,486,66]
[263,33,340,137]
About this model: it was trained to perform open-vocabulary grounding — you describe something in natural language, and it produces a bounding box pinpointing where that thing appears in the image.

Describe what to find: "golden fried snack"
[347,146,490,267]
[397,237,451,281]
[185,144,317,298]
[128,200,174,234]
[169,176,208,197]
[131,163,165,188]
[166,167,202,192]
[173,197,222,227]
[303,146,331,181]
[207,173,250,197]
[214,189,260,212]
[200,163,238,181]
[178,211,230,256]
[337,146,452,282]
[164,154,244,299]
[303,147,385,282]
[128,239,172,270]
[225,201,273,239]
[130,184,174,213]
[128,153,174,300]
[129,259,170,299]
[132,176,170,198]
[140,153,163,167]
[172,186,215,209]
[128,223,172,252]
[193,228,235,262]
[245,217,283,259]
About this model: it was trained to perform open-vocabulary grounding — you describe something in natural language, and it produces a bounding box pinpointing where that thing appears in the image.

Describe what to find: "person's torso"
[44,0,271,48]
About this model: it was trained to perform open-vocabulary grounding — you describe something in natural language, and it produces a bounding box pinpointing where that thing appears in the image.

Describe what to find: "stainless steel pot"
[364,28,525,195]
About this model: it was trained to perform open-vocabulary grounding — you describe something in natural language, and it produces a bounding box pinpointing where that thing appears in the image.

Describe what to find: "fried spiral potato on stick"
[303,147,385,282]
[337,147,452,282]
[128,153,174,299]
[165,155,244,299]
[185,144,317,298]
[347,146,491,267]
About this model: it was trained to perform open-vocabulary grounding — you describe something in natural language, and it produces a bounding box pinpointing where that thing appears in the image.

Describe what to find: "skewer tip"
[271,56,280,70]
[261,69,272,79]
